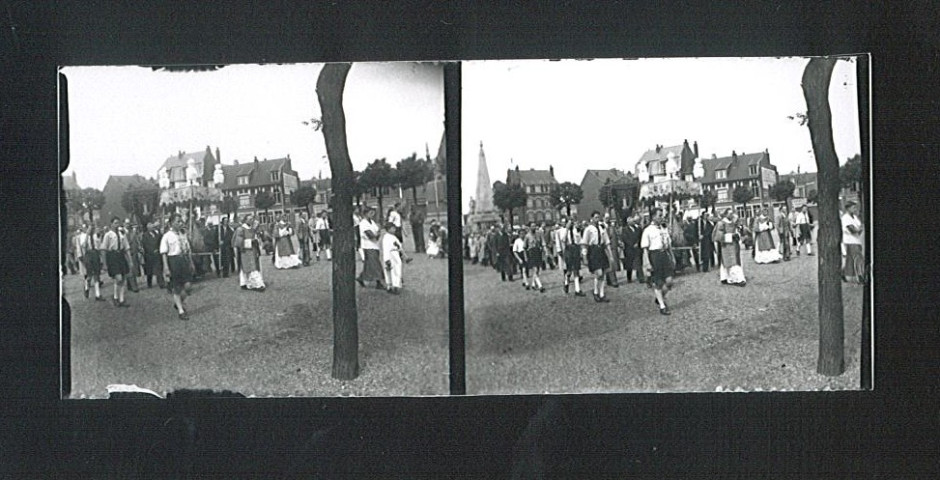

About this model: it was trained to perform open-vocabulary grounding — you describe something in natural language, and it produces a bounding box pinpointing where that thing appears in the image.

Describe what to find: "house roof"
[637,144,686,166]
[161,148,214,171]
[103,174,155,192]
[220,157,291,190]
[582,169,628,186]
[700,151,774,183]
[508,168,556,185]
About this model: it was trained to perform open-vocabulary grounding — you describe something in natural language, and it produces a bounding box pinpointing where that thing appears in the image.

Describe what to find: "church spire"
[475,141,494,213]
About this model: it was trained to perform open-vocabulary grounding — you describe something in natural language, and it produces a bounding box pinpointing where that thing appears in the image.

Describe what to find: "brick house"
[507,165,559,225]
[220,156,300,224]
[700,150,779,218]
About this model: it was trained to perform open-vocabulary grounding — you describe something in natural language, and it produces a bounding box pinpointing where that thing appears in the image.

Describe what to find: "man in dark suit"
[495,223,514,281]
[141,221,165,288]
[699,213,716,273]
[204,220,220,277]
[620,216,641,283]
[219,216,235,278]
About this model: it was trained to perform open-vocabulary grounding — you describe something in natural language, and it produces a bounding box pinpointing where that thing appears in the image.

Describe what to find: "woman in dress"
[426,220,441,258]
[233,214,266,292]
[381,222,411,294]
[753,206,783,264]
[356,207,385,289]
[273,214,302,269]
[712,208,746,286]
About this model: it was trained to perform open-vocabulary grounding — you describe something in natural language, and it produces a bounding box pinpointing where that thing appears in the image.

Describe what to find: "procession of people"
[463,201,862,316]
[64,204,435,321]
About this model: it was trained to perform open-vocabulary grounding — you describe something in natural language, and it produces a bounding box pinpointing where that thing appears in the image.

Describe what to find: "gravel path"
[465,251,864,394]
[66,251,449,398]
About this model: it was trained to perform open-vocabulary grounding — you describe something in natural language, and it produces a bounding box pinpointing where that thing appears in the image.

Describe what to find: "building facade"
[578,168,634,221]
[158,146,221,189]
[700,150,778,218]
[100,174,158,224]
[220,156,300,224]
[507,166,559,225]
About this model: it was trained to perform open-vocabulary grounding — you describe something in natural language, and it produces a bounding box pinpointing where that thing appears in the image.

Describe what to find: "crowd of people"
[62,202,446,320]
[463,202,864,316]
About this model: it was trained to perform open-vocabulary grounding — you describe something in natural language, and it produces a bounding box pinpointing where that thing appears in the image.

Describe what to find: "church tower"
[475,141,494,213]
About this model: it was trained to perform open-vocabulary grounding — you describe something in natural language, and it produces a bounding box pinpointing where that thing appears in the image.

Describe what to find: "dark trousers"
[411,223,425,253]
[143,253,165,288]
[220,246,234,277]
[298,238,310,265]
[699,244,714,272]
[498,253,514,281]
[622,248,637,281]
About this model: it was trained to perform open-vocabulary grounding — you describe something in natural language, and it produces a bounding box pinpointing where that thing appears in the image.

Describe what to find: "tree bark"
[317,63,359,380]
[802,57,845,376]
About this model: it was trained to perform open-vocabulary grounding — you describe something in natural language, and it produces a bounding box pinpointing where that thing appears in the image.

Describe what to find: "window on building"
[271,170,280,182]
[749,165,758,176]
[716,170,727,180]
[752,183,760,197]
[274,188,282,204]
[239,194,251,208]
[237,175,249,186]
[717,188,729,202]
[650,161,665,176]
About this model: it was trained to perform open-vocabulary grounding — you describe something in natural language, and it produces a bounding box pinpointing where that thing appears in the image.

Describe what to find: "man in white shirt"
[794,205,813,256]
[388,203,404,243]
[512,228,529,288]
[356,207,385,289]
[841,201,864,283]
[553,218,569,272]
[641,208,673,315]
[160,213,194,320]
[314,211,332,261]
[102,216,132,308]
[580,211,610,303]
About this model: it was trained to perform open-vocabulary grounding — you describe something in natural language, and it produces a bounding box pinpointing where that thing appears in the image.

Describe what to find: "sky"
[61,62,445,190]
[462,57,863,211]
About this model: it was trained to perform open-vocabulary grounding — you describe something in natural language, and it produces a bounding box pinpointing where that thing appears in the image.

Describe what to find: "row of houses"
[470,139,844,227]
[64,134,448,228]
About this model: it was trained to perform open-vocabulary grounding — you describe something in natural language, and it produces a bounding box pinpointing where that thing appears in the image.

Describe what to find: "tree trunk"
[802,57,845,377]
[377,193,384,220]
[412,186,418,203]
[565,204,571,217]
[507,209,514,227]
[317,63,359,380]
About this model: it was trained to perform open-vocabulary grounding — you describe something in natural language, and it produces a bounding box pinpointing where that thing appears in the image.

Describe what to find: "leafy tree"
[550,182,584,217]
[221,195,239,219]
[121,185,159,225]
[732,185,754,213]
[700,189,718,211]
[77,187,105,225]
[807,189,818,204]
[840,153,864,212]
[396,153,431,204]
[254,190,276,220]
[359,158,398,215]
[769,180,796,209]
[315,63,359,380]
[598,182,623,218]
[492,181,527,227]
[291,185,318,215]
[802,57,846,376]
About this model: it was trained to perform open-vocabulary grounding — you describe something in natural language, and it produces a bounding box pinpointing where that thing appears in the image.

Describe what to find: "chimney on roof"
[712,153,717,159]
[254,156,259,164]
[655,144,661,153]
[234,159,239,165]
[693,141,699,158]
[215,147,220,163]
[549,165,554,177]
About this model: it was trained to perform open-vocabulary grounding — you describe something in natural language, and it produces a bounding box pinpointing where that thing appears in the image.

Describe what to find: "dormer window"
[749,165,758,176]
[271,170,280,182]
[715,170,727,180]
[237,175,249,186]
